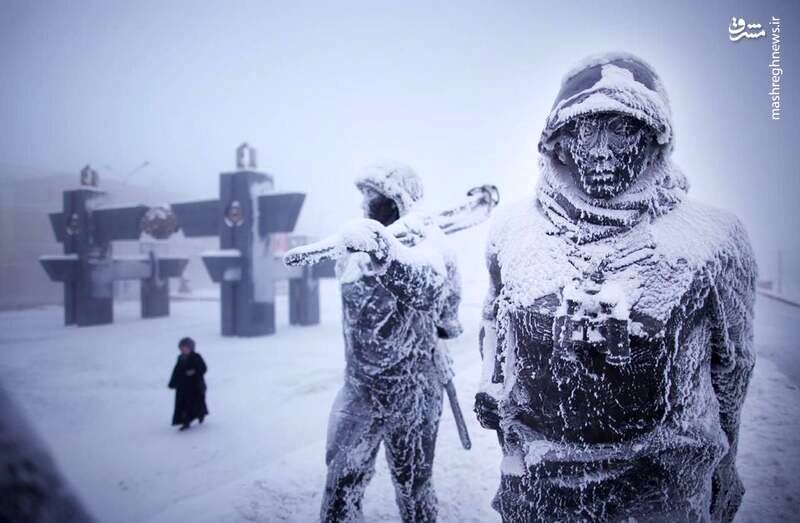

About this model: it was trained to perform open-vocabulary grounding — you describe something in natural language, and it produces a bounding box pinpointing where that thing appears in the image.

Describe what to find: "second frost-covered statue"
[321,163,462,522]
[475,53,756,521]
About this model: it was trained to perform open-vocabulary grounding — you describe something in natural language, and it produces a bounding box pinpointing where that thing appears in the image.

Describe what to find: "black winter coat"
[168,352,208,426]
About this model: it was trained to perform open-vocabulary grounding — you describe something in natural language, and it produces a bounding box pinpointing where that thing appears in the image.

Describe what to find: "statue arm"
[707,222,757,520]
[475,248,504,431]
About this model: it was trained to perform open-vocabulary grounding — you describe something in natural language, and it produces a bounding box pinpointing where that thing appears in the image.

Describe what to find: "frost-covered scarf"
[536,52,688,244]
[537,154,687,244]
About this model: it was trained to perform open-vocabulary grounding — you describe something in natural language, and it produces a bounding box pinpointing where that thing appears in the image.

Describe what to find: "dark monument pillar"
[288,266,320,326]
[140,251,185,318]
[141,276,170,318]
[219,170,276,336]
[57,188,113,326]
[285,236,335,326]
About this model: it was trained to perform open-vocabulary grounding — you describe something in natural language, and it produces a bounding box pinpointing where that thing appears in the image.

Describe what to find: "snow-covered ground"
[0,277,798,522]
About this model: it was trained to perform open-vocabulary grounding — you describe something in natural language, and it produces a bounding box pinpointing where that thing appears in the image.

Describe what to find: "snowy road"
[0,281,798,522]
[754,293,800,385]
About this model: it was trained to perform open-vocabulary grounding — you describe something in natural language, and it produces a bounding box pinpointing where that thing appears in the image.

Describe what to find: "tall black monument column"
[61,188,113,325]
[219,169,276,336]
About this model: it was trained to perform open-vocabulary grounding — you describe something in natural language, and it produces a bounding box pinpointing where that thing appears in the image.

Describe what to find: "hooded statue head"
[540,53,675,199]
[355,161,424,226]
[537,53,688,243]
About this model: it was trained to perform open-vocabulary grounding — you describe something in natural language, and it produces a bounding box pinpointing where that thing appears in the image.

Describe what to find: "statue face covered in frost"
[476,53,756,522]
[555,113,658,199]
[360,186,401,226]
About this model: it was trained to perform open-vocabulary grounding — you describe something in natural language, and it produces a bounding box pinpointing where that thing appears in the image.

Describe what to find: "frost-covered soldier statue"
[475,53,756,522]
[321,163,462,522]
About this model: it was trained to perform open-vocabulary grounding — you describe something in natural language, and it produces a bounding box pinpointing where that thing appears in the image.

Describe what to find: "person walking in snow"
[168,337,208,431]
[474,53,756,521]
[320,163,462,522]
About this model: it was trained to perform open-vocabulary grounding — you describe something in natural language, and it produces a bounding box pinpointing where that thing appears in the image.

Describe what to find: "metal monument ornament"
[65,213,80,236]
[224,200,245,227]
[236,142,257,170]
[141,206,179,240]
[80,164,99,187]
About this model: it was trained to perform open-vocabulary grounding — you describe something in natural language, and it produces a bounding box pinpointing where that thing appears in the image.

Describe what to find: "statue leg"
[383,386,443,523]
[321,383,382,523]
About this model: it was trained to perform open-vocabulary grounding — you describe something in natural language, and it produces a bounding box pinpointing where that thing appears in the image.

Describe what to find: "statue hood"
[536,53,688,244]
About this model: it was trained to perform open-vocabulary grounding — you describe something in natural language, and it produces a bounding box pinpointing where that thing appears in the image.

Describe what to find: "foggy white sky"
[1,0,798,277]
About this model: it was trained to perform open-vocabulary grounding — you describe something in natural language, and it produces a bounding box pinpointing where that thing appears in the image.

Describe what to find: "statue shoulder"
[486,196,548,257]
[652,198,755,271]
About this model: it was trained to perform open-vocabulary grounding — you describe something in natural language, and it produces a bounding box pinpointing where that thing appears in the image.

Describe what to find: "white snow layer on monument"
[251,178,274,304]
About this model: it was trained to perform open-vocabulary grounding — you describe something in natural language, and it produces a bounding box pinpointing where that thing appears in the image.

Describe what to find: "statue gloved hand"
[340,219,396,269]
